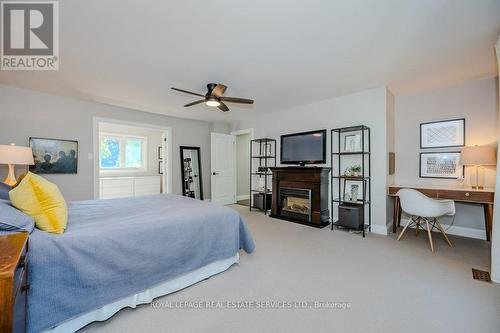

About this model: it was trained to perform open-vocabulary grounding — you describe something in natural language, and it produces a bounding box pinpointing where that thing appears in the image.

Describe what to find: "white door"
[211,133,236,205]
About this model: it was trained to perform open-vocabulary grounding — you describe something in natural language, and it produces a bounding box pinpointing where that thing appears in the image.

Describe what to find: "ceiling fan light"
[205,97,220,107]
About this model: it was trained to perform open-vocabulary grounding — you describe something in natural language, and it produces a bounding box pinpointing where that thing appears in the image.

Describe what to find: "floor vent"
[472,268,491,282]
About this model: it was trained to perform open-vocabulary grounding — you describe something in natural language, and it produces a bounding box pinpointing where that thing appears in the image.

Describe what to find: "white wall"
[386,90,396,225]
[99,122,163,177]
[0,85,224,201]
[394,78,499,238]
[230,87,391,234]
[236,133,251,198]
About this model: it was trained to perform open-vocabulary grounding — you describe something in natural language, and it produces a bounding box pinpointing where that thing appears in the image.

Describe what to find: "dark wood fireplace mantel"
[269,167,330,228]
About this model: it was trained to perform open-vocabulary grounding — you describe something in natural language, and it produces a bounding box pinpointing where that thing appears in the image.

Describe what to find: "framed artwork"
[419,152,463,179]
[344,134,361,152]
[343,180,365,203]
[420,118,465,149]
[29,137,78,174]
[388,152,395,175]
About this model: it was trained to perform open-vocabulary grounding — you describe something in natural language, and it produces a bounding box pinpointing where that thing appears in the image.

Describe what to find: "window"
[100,134,147,170]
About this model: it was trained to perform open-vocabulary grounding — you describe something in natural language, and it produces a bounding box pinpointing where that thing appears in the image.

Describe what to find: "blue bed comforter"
[27,194,255,333]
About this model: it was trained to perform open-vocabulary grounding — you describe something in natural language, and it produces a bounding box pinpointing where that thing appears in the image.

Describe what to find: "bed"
[27,194,255,333]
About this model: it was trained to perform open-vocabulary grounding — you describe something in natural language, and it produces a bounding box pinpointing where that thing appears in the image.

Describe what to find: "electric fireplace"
[270,167,330,228]
[279,187,311,222]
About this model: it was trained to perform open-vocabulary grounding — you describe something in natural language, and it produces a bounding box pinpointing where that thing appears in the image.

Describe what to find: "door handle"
[212,172,219,175]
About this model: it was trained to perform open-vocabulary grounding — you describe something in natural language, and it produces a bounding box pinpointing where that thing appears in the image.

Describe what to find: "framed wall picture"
[419,152,463,179]
[29,137,78,174]
[420,118,465,149]
[388,152,395,175]
[344,134,361,152]
[342,180,365,203]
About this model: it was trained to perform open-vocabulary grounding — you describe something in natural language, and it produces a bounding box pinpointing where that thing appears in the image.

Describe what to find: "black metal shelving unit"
[250,138,276,214]
[331,125,371,237]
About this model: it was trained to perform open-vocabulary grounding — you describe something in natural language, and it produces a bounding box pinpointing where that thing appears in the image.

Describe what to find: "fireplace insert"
[279,187,312,223]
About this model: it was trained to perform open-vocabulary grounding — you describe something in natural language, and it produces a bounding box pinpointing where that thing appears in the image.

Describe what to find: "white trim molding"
[230,128,254,138]
[396,219,487,240]
[93,117,172,199]
[237,195,250,201]
[371,224,389,236]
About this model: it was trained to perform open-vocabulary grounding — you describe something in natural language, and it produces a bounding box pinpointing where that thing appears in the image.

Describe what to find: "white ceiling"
[1,0,499,123]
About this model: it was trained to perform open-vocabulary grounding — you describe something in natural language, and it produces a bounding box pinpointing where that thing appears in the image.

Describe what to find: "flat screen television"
[280,129,326,165]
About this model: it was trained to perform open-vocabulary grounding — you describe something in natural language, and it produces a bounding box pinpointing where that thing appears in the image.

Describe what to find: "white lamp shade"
[459,146,496,166]
[0,145,34,165]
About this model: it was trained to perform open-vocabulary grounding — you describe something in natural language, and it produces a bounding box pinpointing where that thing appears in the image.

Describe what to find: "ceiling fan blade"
[171,87,205,97]
[211,84,227,97]
[220,96,254,104]
[218,102,230,112]
[184,99,206,107]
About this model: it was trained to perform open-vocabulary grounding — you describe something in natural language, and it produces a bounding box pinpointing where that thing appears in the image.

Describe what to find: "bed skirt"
[43,254,240,333]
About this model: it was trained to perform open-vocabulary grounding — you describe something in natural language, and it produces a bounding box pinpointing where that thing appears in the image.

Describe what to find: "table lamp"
[0,144,35,186]
[459,145,496,189]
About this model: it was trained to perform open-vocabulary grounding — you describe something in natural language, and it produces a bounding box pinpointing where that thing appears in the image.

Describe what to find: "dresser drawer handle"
[21,284,30,292]
[465,192,470,197]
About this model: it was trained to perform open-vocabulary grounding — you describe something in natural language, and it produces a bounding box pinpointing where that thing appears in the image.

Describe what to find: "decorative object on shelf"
[420,118,465,149]
[350,164,361,177]
[29,137,78,174]
[459,145,496,189]
[343,165,362,177]
[0,144,34,186]
[350,184,359,201]
[180,146,203,200]
[343,133,361,152]
[343,180,365,203]
[388,152,395,175]
[250,138,276,214]
[419,151,463,179]
[257,166,268,173]
[331,125,371,237]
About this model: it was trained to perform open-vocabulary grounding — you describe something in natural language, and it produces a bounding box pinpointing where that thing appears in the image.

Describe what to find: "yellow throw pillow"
[9,172,68,234]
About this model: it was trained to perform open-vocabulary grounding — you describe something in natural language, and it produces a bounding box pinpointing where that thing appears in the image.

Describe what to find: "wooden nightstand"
[0,232,29,333]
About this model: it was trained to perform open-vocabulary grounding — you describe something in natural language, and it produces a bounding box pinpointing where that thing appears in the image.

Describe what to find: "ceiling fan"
[171,83,254,112]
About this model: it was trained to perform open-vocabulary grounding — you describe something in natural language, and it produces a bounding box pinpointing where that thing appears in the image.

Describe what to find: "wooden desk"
[388,185,495,241]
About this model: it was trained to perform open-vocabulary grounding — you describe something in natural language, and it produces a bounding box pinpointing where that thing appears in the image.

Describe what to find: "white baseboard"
[397,220,486,240]
[236,195,250,201]
[371,224,389,235]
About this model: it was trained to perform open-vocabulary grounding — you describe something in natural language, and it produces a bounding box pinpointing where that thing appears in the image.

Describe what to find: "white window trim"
[99,132,148,173]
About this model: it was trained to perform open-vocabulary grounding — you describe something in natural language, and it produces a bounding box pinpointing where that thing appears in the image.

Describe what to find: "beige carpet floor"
[81,205,500,333]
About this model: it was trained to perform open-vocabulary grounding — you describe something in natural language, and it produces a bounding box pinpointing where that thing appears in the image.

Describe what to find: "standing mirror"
[180,146,203,200]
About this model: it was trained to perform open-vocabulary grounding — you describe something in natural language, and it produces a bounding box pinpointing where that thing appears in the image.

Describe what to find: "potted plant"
[350,164,362,177]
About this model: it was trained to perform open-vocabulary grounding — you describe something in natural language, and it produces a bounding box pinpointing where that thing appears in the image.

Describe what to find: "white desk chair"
[396,189,454,252]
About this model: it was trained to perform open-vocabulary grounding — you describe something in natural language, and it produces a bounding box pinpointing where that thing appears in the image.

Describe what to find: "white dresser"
[99,176,161,199]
